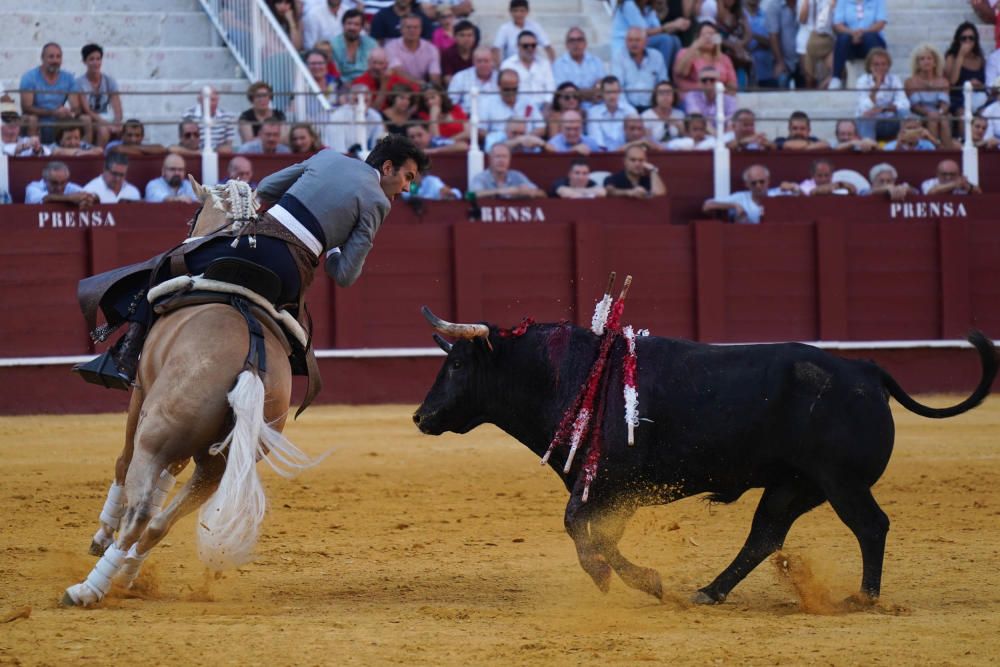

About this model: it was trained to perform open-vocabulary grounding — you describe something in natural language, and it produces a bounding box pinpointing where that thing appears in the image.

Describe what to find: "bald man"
[145,154,196,203]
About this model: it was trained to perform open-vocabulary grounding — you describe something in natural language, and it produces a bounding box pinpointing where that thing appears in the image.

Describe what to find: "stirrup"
[72,351,132,391]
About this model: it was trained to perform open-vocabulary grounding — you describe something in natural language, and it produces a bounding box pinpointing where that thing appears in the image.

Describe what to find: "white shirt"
[479,94,544,133]
[981,100,1000,140]
[586,101,637,150]
[664,135,716,150]
[986,50,1000,93]
[500,55,555,107]
[302,3,348,50]
[83,175,141,203]
[855,73,910,117]
[447,67,499,112]
[324,105,385,153]
[493,19,552,62]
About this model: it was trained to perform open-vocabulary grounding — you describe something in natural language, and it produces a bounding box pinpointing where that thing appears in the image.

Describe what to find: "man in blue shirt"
[25,160,98,206]
[19,42,86,144]
[370,0,434,43]
[145,154,197,203]
[552,28,607,107]
[546,110,602,153]
[331,9,377,84]
[611,28,668,111]
[831,0,888,88]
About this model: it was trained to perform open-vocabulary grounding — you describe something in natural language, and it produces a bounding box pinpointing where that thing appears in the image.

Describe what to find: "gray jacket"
[257,150,391,287]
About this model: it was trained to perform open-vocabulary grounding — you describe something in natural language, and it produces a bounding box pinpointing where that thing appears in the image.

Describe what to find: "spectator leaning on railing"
[774,110,830,150]
[238,118,292,154]
[799,158,857,195]
[52,123,103,157]
[25,160,97,207]
[863,162,917,200]
[921,159,981,195]
[551,158,607,199]
[469,142,546,199]
[145,154,197,203]
[83,152,141,204]
[604,143,667,198]
[182,87,236,153]
[167,121,202,158]
[702,163,797,223]
[105,119,166,156]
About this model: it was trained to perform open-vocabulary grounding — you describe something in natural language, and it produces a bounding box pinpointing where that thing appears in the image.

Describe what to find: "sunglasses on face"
[500,86,518,92]
[520,42,538,49]
[960,35,976,42]
[183,131,199,138]
[559,93,578,100]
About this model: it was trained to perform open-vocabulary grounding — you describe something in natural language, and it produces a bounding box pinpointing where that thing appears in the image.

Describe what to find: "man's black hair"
[365,134,430,174]
[342,8,364,24]
[105,151,129,169]
[509,0,529,10]
[81,43,103,61]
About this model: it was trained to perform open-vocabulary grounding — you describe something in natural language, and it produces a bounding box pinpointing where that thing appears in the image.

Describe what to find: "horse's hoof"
[60,590,81,607]
[691,589,724,605]
[88,540,105,557]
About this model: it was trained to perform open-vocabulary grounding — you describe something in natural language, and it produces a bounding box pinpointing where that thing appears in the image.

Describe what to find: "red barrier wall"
[1,197,998,414]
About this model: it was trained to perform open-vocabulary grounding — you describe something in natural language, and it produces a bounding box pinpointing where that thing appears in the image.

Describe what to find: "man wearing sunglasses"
[500,30,555,108]
[701,164,799,223]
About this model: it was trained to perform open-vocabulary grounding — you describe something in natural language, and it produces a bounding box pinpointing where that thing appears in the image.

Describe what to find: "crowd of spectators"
[3,0,999,210]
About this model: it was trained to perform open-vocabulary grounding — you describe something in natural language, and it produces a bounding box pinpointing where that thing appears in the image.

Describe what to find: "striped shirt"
[182,104,238,150]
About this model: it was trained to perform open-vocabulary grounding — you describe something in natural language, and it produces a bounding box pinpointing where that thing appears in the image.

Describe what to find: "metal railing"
[197,0,331,118]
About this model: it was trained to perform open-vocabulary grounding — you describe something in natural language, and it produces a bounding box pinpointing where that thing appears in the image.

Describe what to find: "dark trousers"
[833,32,886,80]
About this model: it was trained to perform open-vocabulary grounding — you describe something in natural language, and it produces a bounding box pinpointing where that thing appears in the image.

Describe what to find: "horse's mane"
[206,180,258,222]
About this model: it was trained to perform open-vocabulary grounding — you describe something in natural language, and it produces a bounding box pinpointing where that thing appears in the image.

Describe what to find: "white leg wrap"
[98,482,125,530]
[150,470,177,510]
[64,544,127,606]
[117,543,150,587]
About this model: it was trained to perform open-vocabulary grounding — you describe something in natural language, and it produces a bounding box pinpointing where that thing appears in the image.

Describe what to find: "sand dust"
[1,396,998,665]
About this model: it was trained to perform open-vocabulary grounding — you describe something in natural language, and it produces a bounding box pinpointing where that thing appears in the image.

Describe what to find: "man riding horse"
[73,134,429,393]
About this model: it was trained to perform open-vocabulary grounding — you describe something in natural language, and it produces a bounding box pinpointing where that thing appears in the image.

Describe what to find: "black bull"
[413,313,997,604]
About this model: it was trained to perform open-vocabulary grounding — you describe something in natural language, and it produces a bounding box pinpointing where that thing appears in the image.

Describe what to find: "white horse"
[64,178,322,606]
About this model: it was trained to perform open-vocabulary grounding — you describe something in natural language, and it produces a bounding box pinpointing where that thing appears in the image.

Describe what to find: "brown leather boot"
[73,322,147,390]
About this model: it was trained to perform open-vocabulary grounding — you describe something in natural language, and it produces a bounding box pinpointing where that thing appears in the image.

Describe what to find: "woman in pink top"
[432,8,457,51]
[672,21,738,96]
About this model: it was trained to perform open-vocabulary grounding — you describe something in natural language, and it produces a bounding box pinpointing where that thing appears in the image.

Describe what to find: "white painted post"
[961,81,979,186]
[712,81,730,199]
[250,3,263,80]
[355,91,369,159]
[0,88,8,202]
[200,85,219,186]
[466,86,485,187]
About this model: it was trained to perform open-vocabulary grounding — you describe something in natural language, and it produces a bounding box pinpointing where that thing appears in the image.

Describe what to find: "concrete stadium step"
[2,12,215,48]
[1,46,243,80]
[0,0,201,10]
[740,90,857,142]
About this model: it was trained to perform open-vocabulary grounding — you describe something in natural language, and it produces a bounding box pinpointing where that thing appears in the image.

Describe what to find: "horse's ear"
[187,174,207,201]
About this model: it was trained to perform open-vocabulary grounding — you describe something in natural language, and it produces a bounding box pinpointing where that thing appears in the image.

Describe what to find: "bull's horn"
[187,174,207,201]
[421,306,489,339]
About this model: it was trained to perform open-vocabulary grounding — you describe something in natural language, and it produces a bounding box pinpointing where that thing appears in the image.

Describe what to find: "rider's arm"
[256,160,309,203]
[324,199,390,287]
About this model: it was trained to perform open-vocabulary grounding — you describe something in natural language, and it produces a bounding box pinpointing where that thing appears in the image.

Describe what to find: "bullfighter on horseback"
[73,134,429,394]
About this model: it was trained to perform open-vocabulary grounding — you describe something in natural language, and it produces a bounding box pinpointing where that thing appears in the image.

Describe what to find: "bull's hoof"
[840,592,878,611]
[584,558,612,593]
[691,589,725,605]
[88,540,105,557]
[623,567,664,600]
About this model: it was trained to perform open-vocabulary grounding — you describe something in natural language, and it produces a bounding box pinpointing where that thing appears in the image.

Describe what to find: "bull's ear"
[432,333,452,353]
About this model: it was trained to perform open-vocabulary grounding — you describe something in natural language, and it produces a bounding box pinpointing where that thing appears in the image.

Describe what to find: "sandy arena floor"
[0,397,998,665]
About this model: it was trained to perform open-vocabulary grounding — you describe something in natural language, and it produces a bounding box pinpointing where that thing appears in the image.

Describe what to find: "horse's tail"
[197,370,326,571]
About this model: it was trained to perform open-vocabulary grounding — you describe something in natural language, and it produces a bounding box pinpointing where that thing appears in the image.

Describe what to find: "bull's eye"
[451,359,462,370]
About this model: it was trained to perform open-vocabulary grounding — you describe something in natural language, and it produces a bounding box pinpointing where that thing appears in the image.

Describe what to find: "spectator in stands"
[664,113,716,149]
[621,113,655,150]
[303,0,347,51]
[674,21,739,96]
[386,14,443,86]
[546,110,601,153]
[863,162,917,200]
[798,0,836,89]
[239,81,288,143]
[448,47,498,112]
[613,28,669,112]
[355,48,420,110]
[485,117,547,152]
[332,9,378,85]
[921,159,981,195]
[415,83,469,139]
[238,118,292,154]
[904,44,952,146]
[830,0,886,90]
[431,6,458,50]
[326,85,386,152]
[145,154,197,203]
[19,42,86,145]
[75,44,122,148]
[183,87,236,152]
[724,108,773,150]
[650,0,696,47]
[168,121,202,158]
[52,123,103,157]
[267,0,304,51]
[971,0,1000,59]
[25,160,98,207]
[106,119,167,156]
[987,42,1000,93]
[854,48,910,142]
[552,28,607,107]
[226,155,255,186]
[969,114,1000,149]
[370,0,435,44]
[1,99,35,156]
[289,122,326,153]
[441,20,478,83]
[588,76,638,151]
[883,115,939,151]
[493,0,555,63]
[944,22,988,117]
[765,0,799,88]
[551,158,607,198]
[545,83,583,138]
[702,163,796,222]
[305,49,340,100]
[832,118,878,151]
[406,121,468,154]
[683,66,738,121]
[421,0,474,20]
[480,69,545,136]
[382,84,419,135]
[313,40,343,82]
[774,110,830,150]
[611,0,681,71]
[501,30,556,108]
[469,142,546,199]
[604,143,667,198]
[799,158,857,195]
[84,152,141,203]
[979,84,1000,141]
[716,0,753,87]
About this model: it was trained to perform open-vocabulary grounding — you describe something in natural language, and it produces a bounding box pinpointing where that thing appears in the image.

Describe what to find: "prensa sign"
[889,201,968,219]
[38,210,117,228]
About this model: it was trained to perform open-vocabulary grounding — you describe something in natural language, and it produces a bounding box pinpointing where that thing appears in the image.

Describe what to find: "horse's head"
[187,175,259,238]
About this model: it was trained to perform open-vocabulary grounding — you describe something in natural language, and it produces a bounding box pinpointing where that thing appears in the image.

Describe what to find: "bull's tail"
[880,331,997,419]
